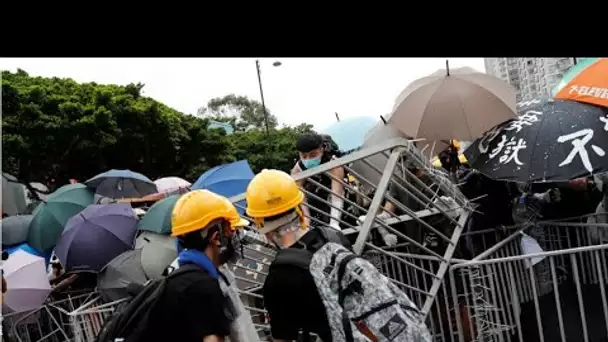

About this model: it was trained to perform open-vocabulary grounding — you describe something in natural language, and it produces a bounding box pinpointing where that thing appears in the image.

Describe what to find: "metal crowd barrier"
[449,215,608,342]
[229,138,474,338]
[3,291,120,342]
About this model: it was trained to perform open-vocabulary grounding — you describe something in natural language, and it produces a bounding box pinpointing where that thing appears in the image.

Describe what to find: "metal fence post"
[352,148,402,254]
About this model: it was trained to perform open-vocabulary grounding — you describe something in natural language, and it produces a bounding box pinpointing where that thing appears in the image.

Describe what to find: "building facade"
[484,58,577,102]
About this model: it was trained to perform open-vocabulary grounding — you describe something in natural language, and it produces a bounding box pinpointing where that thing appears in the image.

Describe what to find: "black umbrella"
[465,98,608,183]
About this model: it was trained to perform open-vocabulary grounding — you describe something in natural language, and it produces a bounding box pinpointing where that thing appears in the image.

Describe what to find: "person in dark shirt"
[292,133,345,230]
[246,169,352,342]
[143,190,247,342]
[263,231,334,342]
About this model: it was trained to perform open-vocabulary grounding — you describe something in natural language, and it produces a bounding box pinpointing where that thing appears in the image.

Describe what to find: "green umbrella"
[27,183,94,252]
[136,195,180,235]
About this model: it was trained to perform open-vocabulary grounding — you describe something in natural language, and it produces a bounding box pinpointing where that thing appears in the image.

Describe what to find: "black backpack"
[95,264,203,342]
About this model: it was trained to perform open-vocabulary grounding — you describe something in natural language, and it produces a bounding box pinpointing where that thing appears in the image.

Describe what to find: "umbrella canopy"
[2,215,33,246]
[85,169,157,199]
[154,177,191,193]
[136,195,180,235]
[2,250,51,313]
[54,203,138,272]
[465,98,608,182]
[27,183,94,252]
[5,243,52,265]
[191,160,254,214]
[553,58,608,108]
[2,173,26,216]
[97,249,149,302]
[134,231,177,279]
[320,116,378,153]
[349,121,410,189]
[389,65,517,145]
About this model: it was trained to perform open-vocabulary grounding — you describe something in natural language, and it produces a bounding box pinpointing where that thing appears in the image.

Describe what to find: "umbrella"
[5,243,52,265]
[54,203,138,272]
[27,183,94,252]
[85,169,157,199]
[191,160,254,214]
[2,215,33,246]
[465,98,608,183]
[553,58,608,108]
[2,173,27,216]
[2,250,51,313]
[389,65,517,146]
[320,116,378,153]
[134,231,177,279]
[349,121,410,189]
[154,177,191,193]
[136,195,180,235]
[97,249,149,301]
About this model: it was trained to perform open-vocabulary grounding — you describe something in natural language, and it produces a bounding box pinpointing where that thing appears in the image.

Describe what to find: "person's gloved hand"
[378,226,398,247]
[433,196,460,218]
[358,211,391,224]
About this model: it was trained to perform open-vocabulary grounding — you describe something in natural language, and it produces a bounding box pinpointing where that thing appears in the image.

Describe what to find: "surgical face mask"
[301,157,322,169]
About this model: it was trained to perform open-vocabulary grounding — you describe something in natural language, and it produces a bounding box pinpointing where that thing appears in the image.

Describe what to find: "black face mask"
[218,230,245,265]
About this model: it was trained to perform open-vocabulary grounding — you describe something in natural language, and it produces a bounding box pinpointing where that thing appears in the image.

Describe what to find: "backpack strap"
[336,253,359,342]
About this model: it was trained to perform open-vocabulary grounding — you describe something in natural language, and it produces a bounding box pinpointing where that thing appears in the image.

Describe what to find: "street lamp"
[255,59,282,135]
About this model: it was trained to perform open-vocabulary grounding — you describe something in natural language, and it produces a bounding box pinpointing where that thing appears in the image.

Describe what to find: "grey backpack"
[274,227,431,342]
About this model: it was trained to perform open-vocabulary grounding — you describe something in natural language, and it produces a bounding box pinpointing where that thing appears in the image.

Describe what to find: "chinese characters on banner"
[557,115,608,173]
[504,110,543,133]
[489,135,527,165]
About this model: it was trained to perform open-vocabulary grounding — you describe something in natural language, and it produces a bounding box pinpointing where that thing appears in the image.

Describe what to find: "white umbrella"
[154,177,191,193]
[2,250,51,313]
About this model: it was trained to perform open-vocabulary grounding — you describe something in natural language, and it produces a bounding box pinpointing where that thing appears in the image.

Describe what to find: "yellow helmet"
[245,169,305,233]
[171,190,235,237]
[218,196,250,229]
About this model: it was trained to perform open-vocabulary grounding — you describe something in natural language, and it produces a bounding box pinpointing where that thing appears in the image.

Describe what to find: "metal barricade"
[229,138,474,339]
[4,291,105,342]
[449,215,608,342]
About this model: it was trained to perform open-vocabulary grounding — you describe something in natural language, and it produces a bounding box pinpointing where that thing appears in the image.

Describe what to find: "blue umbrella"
[5,243,52,265]
[191,160,254,214]
[320,116,378,153]
[85,169,157,199]
[54,203,138,272]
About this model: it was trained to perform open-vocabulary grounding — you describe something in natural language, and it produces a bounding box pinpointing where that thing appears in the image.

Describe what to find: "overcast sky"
[1,58,485,130]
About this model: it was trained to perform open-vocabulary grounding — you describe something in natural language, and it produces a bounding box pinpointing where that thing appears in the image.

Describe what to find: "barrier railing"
[230,138,473,325]
[449,215,608,342]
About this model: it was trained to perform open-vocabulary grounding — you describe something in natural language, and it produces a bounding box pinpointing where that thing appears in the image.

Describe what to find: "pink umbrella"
[154,177,191,194]
[2,250,51,313]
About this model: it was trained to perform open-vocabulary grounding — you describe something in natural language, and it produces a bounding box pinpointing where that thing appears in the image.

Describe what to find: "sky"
[0,58,485,130]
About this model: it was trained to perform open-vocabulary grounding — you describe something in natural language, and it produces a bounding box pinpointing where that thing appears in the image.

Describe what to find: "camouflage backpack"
[273,228,432,342]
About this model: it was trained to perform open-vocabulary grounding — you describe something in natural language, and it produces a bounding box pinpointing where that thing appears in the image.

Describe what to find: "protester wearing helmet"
[142,190,244,342]
[246,169,351,342]
[292,132,345,231]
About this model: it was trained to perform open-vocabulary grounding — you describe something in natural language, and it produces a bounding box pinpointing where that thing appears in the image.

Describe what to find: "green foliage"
[1,70,311,190]
[199,94,279,131]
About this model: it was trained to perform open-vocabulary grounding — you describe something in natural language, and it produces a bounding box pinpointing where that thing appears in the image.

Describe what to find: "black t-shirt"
[143,269,232,342]
[263,232,333,342]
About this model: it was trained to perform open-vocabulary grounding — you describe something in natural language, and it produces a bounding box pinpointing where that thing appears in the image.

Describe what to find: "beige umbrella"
[389,63,517,152]
[349,121,409,189]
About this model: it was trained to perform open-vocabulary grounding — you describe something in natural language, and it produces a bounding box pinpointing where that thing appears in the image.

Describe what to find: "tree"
[198,94,278,131]
[1,70,232,191]
[1,70,312,198]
